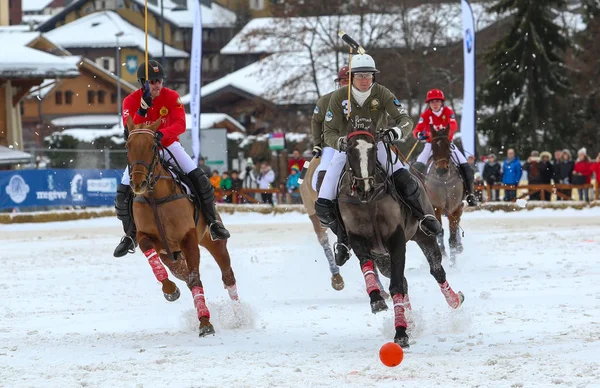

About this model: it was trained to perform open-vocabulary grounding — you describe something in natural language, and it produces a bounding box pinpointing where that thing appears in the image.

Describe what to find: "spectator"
[593,153,600,200]
[555,149,574,200]
[573,148,592,202]
[210,170,221,190]
[553,150,563,166]
[523,150,542,200]
[220,171,233,203]
[198,157,211,176]
[539,151,554,201]
[502,148,522,202]
[286,165,301,204]
[287,149,305,175]
[256,161,275,204]
[230,170,244,203]
[483,153,502,201]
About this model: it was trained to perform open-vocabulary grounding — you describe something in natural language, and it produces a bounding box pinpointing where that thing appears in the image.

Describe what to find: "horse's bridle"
[346,130,376,192]
[127,128,161,190]
[431,134,451,166]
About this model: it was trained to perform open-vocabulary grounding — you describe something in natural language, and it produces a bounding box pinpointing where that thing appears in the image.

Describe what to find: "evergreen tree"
[479,0,571,155]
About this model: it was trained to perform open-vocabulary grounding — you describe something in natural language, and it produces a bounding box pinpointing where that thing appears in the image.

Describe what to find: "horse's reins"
[127,128,178,262]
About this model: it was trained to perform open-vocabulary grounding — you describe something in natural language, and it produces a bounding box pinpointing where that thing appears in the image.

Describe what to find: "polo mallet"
[338,31,366,120]
[297,160,310,185]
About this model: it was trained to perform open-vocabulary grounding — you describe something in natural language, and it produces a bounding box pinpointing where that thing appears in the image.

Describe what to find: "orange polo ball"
[379,342,404,367]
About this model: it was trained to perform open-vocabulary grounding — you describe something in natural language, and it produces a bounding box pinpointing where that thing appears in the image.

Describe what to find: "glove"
[137,81,153,116]
[154,131,164,142]
[337,137,348,152]
[380,127,402,143]
[417,132,429,141]
[312,145,322,158]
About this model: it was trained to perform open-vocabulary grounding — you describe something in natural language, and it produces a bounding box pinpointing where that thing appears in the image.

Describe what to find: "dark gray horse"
[338,128,464,348]
[423,126,466,263]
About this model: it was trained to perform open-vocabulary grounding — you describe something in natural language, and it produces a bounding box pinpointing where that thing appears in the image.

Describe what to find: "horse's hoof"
[457,291,465,307]
[331,274,344,291]
[370,291,388,314]
[163,286,180,302]
[394,336,410,349]
[198,322,216,337]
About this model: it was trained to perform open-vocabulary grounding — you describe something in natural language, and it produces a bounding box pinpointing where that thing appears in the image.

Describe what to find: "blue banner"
[0,169,123,210]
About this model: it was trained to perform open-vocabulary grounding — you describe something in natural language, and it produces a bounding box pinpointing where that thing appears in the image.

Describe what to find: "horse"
[125,117,239,337]
[299,157,345,291]
[423,125,466,263]
[299,156,388,294]
[338,126,464,348]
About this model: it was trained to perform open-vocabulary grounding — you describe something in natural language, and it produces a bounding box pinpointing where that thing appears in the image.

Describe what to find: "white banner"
[461,0,476,158]
[190,0,202,164]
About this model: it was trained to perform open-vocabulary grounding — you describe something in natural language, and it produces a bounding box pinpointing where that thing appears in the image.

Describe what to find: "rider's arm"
[311,97,325,147]
[323,90,344,150]
[122,93,146,127]
[445,107,459,139]
[156,90,186,146]
[413,113,428,138]
[383,90,414,138]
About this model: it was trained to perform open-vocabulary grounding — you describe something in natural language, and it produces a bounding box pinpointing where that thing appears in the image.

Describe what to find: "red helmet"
[335,65,349,82]
[425,89,445,102]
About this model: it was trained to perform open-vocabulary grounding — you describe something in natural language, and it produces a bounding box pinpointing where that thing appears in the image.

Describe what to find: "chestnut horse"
[126,117,238,337]
[424,125,465,263]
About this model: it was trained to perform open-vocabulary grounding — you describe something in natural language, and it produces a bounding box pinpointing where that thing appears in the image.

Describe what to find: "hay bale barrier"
[1,201,597,224]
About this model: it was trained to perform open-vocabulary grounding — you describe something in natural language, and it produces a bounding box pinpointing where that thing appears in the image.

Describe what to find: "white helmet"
[350,54,379,73]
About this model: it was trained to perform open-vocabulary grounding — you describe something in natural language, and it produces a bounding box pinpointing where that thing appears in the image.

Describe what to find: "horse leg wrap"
[361,260,380,295]
[403,294,412,311]
[392,294,408,329]
[439,281,461,309]
[192,286,211,319]
[225,284,239,301]
[144,249,168,282]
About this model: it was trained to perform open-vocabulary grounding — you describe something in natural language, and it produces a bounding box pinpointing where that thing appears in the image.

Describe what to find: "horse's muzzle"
[436,167,448,176]
[131,180,148,195]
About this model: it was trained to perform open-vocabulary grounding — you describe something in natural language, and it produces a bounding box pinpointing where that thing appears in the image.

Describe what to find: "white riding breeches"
[416,143,468,165]
[121,141,197,185]
[318,141,407,200]
[312,146,335,191]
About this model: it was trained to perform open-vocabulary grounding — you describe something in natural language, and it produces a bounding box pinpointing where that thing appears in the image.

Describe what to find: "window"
[111,93,117,104]
[103,58,110,70]
[65,91,73,105]
[55,91,62,105]
[250,0,265,10]
[98,90,106,104]
[96,57,115,72]
[174,30,183,42]
[174,59,185,72]
[88,90,95,104]
[202,57,210,71]
[211,56,219,70]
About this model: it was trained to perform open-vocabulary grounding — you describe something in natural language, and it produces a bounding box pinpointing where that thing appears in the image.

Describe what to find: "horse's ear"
[149,118,161,132]
[126,116,134,132]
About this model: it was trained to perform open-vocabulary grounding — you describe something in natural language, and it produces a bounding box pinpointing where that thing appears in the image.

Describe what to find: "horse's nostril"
[140,181,147,189]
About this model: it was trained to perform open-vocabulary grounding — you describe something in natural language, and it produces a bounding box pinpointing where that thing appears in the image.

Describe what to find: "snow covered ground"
[2,209,600,387]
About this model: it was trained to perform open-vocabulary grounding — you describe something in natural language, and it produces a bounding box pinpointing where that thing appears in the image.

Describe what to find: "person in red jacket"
[573,147,593,202]
[412,89,476,206]
[113,61,229,257]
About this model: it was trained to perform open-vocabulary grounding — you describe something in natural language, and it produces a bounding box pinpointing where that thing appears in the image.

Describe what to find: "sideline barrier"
[1,202,598,224]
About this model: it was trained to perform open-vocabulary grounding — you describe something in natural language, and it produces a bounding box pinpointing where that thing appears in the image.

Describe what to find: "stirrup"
[418,214,441,237]
[208,220,229,241]
[120,235,136,254]
[334,242,350,257]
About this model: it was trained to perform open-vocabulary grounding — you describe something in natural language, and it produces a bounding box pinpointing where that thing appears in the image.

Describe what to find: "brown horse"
[126,117,238,337]
[339,128,464,348]
[424,126,465,263]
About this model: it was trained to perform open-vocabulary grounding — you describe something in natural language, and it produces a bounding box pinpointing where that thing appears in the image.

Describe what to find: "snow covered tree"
[479,0,571,154]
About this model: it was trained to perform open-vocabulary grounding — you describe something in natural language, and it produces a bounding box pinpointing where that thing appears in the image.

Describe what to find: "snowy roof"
[44,11,189,58]
[51,115,121,127]
[196,113,245,132]
[131,0,236,28]
[0,44,80,78]
[0,25,30,33]
[22,0,55,12]
[0,146,32,165]
[28,78,58,98]
[222,3,496,55]
[199,52,345,105]
[53,127,124,142]
[0,31,42,47]
[22,14,54,25]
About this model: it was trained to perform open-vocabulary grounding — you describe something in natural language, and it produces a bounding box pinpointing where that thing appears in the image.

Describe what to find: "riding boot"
[316,170,327,193]
[459,163,477,207]
[315,198,337,227]
[187,168,230,241]
[392,168,442,236]
[114,184,137,257]
[316,198,350,266]
[412,162,428,176]
[334,227,351,267]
